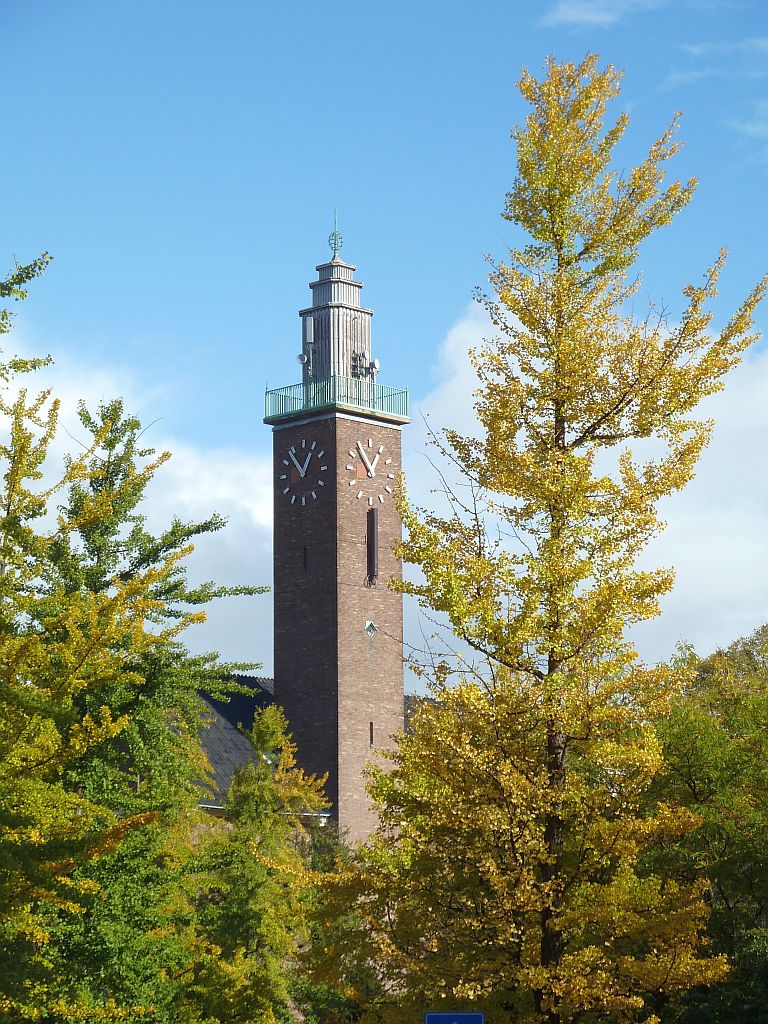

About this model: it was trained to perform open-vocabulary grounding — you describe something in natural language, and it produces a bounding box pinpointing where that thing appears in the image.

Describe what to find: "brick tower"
[264,232,408,842]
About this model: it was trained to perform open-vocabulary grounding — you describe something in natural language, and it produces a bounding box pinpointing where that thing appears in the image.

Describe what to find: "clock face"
[278,438,328,508]
[345,436,396,505]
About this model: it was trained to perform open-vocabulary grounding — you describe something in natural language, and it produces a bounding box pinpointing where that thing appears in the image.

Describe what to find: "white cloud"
[141,440,273,669]
[729,99,768,140]
[661,31,768,155]
[682,36,768,57]
[408,301,488,455]
[661,68,724,90]
[634,346,768,657]
[541,0,663,27]
[137,440,274,671]
[1,334,274,670]
[144,441,272,534]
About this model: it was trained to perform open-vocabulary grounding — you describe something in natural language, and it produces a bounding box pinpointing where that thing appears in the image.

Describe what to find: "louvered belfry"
[298,253,373,383]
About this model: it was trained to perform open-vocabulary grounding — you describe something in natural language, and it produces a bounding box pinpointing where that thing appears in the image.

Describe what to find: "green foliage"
[0,250,51,349]
[650,628,768,1022]
[46,813,201,1021]
[292,823,382,1024]
[0,254,180,1020]
[49,706,325,1024]
[187,705,327,1024]
[49,396,265,817]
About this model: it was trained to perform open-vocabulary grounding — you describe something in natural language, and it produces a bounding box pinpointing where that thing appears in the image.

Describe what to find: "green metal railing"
[264,375,409,423]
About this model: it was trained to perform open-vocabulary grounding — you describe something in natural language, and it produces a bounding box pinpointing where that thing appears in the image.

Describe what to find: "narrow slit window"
[369,721,374,747]
[303,544,308,571]
[366,508,378,583]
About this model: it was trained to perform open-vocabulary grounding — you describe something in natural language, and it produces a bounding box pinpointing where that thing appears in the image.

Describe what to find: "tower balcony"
[264,374,409,425]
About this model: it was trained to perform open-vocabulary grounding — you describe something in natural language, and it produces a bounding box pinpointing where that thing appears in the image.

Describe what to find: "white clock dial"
[279,438,327,506]
[347,437,394,504]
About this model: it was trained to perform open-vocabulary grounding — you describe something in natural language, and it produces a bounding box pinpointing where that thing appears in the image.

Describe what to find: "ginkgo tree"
[315,55,768,1024]
[40,397,324,1023]
[0,255,204,1021]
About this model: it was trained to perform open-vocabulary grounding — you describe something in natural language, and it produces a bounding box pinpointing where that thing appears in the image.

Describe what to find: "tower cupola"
[264,228,408,426]
[298,247,375,383]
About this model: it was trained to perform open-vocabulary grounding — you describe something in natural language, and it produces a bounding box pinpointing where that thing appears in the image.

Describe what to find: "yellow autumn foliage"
[312,56,766,1024]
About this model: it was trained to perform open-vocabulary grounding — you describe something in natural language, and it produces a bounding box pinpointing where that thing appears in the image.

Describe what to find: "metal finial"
[328,210,343,258]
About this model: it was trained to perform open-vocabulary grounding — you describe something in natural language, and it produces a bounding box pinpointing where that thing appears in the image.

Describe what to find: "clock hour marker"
[317,450,325,458]
[280,474,287,480]
[378,445,384,453]
[378,495,384,503]
[349,449,355,457]
[290,446,296,454]
[346,464,354,471]
[385,458,392,465]
[312,490,317,499]
[348,480,355,486]
[301,439,306,448]
[301,496,306,506]
[318,479,325,486]
[291,496,296,504]
[311,441,317,449]
[282,487,290,494]
[385,485,392,493]
[368,438,372,447]
[320,465,327,470]
[357,491,363,499]
[387,473,395,479]
[368,496,373,505]
[282,459,289,466]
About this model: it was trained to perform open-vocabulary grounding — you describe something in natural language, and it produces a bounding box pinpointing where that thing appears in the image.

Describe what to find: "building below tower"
[198,678,424,829]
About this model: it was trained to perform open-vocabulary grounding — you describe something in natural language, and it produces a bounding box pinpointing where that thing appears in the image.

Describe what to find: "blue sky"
[3,0,768,678]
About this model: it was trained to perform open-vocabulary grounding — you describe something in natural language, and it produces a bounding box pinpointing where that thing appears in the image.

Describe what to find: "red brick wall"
[272,412,405,842]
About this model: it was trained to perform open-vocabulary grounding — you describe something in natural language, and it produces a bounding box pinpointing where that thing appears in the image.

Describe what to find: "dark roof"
[198,675,274,808]
[203,674,274,732]
[404,692,431,732]
[199,680,423,811]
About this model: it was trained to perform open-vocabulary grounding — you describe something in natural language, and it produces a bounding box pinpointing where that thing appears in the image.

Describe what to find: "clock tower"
[264,232,408,842]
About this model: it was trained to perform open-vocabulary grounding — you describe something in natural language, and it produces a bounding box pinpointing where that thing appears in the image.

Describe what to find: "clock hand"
[299,451,313,476]
[369,452,380,475]
[356,442,374,477]
[288,450,306,477]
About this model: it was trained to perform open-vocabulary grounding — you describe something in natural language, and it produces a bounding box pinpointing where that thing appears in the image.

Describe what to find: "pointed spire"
[328,210,343,260]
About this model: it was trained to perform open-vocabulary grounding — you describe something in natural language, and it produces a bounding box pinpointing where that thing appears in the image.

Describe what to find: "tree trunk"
[541,374,567,1020]
[535,718,567,1024]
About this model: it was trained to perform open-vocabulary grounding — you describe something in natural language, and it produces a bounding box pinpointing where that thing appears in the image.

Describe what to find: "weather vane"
[328,210,343,258]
